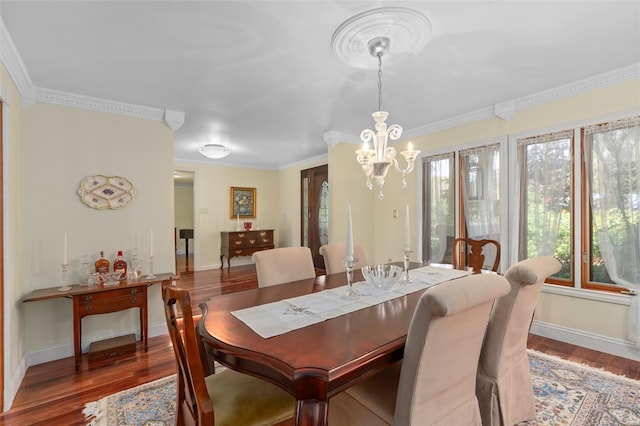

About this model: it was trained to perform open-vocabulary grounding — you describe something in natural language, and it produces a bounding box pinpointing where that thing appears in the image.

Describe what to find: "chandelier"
[356,37,420,200]
[331,7,429,200]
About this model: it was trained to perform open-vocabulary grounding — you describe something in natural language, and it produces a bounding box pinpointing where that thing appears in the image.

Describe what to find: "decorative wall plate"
[78,175,135,210]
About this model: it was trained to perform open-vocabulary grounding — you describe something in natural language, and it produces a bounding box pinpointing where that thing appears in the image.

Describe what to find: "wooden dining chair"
[452,237,501,274]
[319,242,368,274]
[329,274,511,426]
[162,286,295,426]
[252,246,316,287]
[476,256,561,426]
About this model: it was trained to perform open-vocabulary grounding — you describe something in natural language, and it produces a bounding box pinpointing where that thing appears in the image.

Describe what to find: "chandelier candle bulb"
[346,205,354,261]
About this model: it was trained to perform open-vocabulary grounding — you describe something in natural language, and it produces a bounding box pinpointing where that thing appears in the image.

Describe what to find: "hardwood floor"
[1,254,638,425]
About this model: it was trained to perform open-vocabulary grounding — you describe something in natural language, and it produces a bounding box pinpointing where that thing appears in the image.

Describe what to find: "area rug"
[84,350,640,425]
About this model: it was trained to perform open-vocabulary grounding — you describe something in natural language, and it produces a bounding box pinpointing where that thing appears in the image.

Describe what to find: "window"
[422,153,455,264]
[515,130,573,283]
[582,117,640,292]
[421,115,638,293]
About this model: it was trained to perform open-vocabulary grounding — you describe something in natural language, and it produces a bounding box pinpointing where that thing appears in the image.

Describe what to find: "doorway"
[301,165,328,269]
[174,170,194,272]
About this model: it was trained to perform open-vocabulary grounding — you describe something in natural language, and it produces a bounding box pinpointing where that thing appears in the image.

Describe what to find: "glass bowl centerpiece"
[362,264,403,290]
[100,271,122,286]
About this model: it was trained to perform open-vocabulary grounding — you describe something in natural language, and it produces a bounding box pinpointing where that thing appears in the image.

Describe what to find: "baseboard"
[24,321,168,367]
[4,352,27,411]
[530,319,640,362]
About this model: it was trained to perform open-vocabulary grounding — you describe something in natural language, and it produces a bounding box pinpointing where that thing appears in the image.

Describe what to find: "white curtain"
[460,144,500,268]
[585,117,640,344]
[516,130,573,259]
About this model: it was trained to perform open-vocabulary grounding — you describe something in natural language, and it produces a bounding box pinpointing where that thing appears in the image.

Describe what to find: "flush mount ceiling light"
[332,7,431,199]
[199,144,231,159]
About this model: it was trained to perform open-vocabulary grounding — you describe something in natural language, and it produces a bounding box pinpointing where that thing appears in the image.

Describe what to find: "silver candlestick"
[147,256,156,280]
[341,257,360,300]
[58,263,71,292]
[401,249,413,284]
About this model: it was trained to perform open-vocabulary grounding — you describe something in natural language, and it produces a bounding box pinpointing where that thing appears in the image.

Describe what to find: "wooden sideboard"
[23,273,174,370]
[220,229,274,270]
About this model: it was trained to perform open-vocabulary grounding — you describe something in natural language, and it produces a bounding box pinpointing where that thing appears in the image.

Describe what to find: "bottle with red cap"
[113,250,127,278]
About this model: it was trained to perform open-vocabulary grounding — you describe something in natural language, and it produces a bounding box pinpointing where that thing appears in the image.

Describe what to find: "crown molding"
[0,17,38,107]
[37,87,167,121]
[0,17,185,129]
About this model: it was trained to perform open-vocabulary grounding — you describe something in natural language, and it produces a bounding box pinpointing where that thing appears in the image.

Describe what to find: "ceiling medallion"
[331,7,432,69]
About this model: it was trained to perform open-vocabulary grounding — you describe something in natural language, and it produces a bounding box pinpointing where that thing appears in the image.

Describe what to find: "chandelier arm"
[387,124,403,140]
[360,129,375,143]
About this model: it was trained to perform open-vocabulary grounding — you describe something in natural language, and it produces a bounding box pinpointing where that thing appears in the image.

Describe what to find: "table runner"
[231,265,472,338]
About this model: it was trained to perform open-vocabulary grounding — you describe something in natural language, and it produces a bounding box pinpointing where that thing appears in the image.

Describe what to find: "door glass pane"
[303,176,309,247]
[319,181,329,246]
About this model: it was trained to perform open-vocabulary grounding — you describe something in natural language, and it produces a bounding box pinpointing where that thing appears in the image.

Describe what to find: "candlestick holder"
[58,264,71,292]
[401,249,414,284]
[147,256,156,280]
[340,257,360,300]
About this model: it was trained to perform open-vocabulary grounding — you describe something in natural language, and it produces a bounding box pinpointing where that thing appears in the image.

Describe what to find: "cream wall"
[21,102,175,353]
[1,62,26,395]
[329,79,640,353]
[173,161,280,270]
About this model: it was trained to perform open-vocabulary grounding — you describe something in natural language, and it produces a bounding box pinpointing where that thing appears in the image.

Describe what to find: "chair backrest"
[395,274,511,425]
[479,256,561,378]
[162,285,213,425]
[452,237,501,273]
[319,242,368,274]
[252,246,316,287]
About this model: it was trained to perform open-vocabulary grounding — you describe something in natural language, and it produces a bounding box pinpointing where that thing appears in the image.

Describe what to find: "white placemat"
[231,265,472,338]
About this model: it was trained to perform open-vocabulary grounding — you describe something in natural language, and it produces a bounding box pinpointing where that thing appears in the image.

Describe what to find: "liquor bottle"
[95,251,110,273]
[113,250,127,277]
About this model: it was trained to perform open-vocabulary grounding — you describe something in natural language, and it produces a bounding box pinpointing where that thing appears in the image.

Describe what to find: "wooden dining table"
[197,262,441,426]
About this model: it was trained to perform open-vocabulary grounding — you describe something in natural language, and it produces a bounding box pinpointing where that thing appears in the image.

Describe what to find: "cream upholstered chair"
[252,246,316,287]
[476,256,561,426]
[319,242,368,274]
[162,286,294,426]
[329,274,511,426]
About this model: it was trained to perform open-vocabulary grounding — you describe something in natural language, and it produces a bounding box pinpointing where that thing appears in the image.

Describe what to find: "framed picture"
[230,187,256,218]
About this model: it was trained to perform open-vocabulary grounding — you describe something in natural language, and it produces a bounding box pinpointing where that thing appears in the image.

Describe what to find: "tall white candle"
[404,205,411,250]
[150,228,154,257]
[346,205,354,261]
[237,214,240,229]
[63,232,68,265]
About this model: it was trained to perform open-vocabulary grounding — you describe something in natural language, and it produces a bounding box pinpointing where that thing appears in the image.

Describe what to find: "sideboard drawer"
[78,286,146,316]
[221,229,275,269]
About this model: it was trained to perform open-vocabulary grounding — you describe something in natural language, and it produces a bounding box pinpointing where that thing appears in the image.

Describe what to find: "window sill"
[542,283,632,306]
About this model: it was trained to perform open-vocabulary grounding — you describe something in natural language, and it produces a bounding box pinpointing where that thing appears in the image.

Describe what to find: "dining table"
[197,262,472,426]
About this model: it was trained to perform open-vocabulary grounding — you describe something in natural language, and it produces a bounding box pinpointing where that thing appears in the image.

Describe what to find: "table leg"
[295,399,328,426]
[73,298,81,370]
[142,290,148,352]
[219,254,225,270]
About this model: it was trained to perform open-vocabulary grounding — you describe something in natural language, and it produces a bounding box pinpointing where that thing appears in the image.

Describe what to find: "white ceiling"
[2,1,639,169]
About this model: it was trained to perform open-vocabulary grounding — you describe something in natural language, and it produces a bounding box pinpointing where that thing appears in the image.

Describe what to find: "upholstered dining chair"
[452,237,501,274]
[162,286,295,426]
[319,242,368,274]
[329,273,511,426]
[252,246,316,287]
[476,256,561,426]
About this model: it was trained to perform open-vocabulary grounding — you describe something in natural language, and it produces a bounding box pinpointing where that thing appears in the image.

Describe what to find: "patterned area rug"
[84,350,640,425]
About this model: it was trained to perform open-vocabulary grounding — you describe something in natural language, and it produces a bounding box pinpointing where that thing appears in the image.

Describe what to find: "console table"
[23,273,174,370]
[220,229,274,270]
